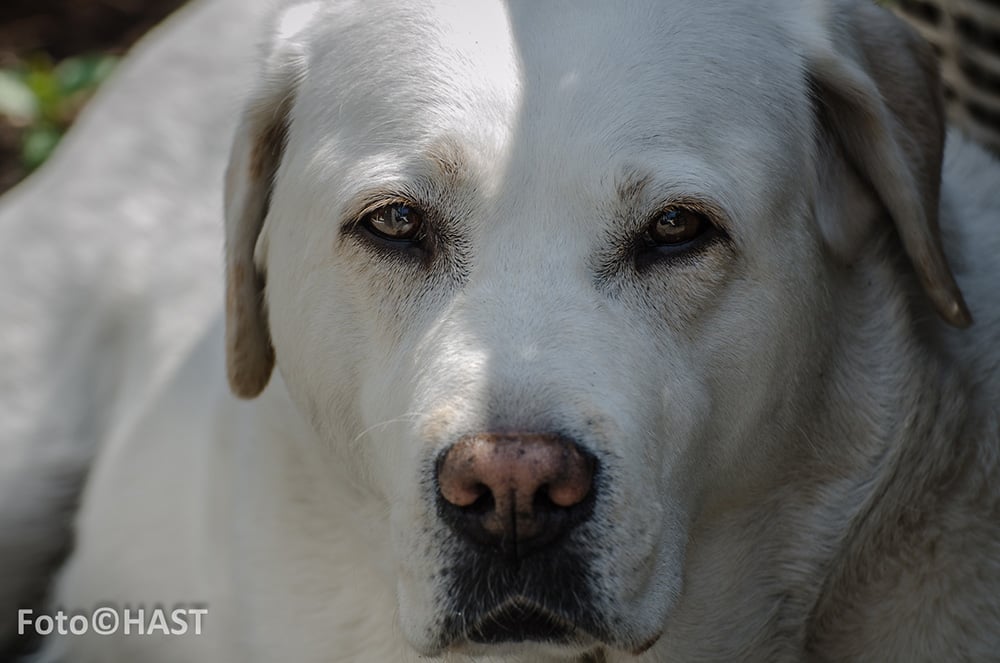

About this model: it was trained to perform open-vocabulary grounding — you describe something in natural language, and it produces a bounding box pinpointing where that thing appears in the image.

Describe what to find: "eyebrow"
[426,136,473,183]
[614,168,653,208]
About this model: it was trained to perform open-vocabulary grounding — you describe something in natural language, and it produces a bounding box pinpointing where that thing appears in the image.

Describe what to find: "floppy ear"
[808,0,971,327]
[224,2,317,398]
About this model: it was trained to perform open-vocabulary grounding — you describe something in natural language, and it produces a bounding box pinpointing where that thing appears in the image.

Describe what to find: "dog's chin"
[407,594,666,659]
[446,640,601,660]
[467,598,579,644]
[435,597,601,657]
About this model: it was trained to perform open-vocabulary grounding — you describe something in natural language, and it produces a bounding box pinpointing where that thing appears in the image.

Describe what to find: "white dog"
[2,0,999,661]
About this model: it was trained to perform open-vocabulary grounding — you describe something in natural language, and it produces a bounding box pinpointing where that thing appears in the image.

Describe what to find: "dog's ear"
[224,2,318,398]
[808,0,971,327]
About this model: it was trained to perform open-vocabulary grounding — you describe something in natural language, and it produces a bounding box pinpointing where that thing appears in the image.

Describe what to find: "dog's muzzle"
[434,432,604,647]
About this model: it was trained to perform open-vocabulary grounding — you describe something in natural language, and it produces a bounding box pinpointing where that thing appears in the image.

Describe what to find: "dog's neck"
[804,350,973,640]
[797,249,998,658]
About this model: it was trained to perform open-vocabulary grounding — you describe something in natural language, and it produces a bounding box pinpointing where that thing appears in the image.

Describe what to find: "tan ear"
[223,99,285,398]
[224,2,317,398]
[808,0,971,327]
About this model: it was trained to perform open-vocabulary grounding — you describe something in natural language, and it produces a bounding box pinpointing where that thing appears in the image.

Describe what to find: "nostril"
[533,485,557,513]
[466,486,494,515]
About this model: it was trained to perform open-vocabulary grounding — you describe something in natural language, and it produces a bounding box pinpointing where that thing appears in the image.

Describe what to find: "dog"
[2,0,998,661]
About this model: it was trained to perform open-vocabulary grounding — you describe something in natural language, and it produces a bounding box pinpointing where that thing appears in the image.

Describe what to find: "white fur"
[1,1,998,661]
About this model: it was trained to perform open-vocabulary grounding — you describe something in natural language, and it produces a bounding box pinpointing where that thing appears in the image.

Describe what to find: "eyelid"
[648,196,730,234]
[342,194,419,233]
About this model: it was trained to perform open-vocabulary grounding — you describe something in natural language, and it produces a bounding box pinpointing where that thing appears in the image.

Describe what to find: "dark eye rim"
[360,202,425,241]
[346,198,433,260]
[634,203,728,268]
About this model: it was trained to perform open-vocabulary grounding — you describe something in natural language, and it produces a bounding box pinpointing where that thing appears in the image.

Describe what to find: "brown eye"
[647,207,709,246]
[362,203,424,241]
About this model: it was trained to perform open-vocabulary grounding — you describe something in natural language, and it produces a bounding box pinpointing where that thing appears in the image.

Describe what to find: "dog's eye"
[361,203,424,241]
[647,208,709,246]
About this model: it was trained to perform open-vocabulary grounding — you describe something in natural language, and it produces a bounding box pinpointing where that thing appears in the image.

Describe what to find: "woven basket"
[892,0,1000,153]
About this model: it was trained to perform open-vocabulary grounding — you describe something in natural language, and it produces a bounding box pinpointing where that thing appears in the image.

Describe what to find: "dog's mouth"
[465,597,578,645]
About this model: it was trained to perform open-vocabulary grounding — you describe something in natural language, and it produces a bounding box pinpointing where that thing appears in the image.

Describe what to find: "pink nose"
[437,433,595,547]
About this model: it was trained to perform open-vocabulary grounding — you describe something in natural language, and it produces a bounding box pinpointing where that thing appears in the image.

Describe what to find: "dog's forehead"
[293,0,815,213]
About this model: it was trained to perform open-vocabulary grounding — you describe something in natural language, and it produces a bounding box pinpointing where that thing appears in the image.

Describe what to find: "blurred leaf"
[22,125,62,170]
[24,64,61,122]
[2,53,120,173]
[0,70,38,123]
[56,55,118,95]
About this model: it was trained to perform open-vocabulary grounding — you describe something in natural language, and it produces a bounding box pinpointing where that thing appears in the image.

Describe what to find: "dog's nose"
[436,433,595,553]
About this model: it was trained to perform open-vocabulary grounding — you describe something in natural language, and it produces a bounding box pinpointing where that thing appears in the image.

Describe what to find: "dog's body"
[0,0,262,652]
[1,0,998,661]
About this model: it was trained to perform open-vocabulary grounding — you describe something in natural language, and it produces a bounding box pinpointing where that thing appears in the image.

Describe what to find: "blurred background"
[894,0,1000,154]
[0,0,186,192]
[0,0,997,197]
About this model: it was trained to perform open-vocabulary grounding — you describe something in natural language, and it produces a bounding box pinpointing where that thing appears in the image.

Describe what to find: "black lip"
[436,540,608,649]
[467,598,576,644]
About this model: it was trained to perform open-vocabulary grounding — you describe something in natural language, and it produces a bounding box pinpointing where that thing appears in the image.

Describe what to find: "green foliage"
[0,54,118,170]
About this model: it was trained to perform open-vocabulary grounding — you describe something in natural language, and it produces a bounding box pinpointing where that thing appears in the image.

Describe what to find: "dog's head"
[223,0,967,657]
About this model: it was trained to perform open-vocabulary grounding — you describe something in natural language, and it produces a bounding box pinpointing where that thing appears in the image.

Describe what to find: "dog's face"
[223,0,966,658]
